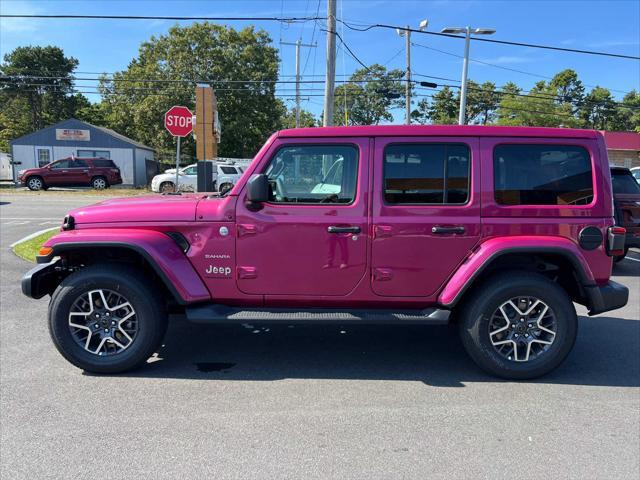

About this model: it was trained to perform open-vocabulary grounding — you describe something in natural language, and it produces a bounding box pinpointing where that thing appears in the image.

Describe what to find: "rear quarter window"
[220,166,238,174]
[91,159,117,168]
[494,144,593,206]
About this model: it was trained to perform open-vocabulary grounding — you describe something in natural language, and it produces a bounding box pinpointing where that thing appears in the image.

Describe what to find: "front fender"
[438,236,596,307]
[38,229,211,304]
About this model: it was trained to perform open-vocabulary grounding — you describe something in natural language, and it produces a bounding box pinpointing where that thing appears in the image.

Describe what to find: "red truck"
[17,157,123,190]
[22,126,628,379]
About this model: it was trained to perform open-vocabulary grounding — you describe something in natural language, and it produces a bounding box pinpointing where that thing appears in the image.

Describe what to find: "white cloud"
[477,55,532,64]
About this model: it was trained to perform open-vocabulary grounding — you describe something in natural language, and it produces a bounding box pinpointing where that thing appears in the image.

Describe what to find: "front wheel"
[26,176,45,191]
[48,265,168,373]
[457,271,577,379]
[159,181,175,193]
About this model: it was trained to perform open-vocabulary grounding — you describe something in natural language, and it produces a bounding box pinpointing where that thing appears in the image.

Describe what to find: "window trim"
[260,142,361,207]
[382,141,472,207]
[492,142,595,208]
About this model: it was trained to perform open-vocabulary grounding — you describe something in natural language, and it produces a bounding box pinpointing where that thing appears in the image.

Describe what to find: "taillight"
[606,226,626,256]
[111,168,120,174]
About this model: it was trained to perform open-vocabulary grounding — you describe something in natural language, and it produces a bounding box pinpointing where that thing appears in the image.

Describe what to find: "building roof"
[599,131,640,151]
[278,125,602,139]
[10,118,154,151]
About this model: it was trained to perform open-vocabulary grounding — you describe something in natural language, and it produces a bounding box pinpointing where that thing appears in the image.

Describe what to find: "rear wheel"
[91,176,108,190]
[457,271,577,379]
[48,264,168,373]
[219,182,233,195]
[26,176,45,191]
[160,181,175,193]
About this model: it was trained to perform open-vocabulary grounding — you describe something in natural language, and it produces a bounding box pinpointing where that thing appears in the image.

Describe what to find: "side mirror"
[246,174,269,207]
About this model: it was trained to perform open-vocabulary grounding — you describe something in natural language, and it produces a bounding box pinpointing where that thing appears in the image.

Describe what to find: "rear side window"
[611,170,640,194]
[91,159,117,168]
[71,159,88,167]
[494,144,593,206]
[383,143,470,204]
[220,166,237,174]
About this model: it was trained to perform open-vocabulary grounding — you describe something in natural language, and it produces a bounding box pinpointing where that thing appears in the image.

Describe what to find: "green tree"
[0,46,88,149]
[580,86,618,129]
[99,22,281,158]
[463,80,500,125]
[279,106,317,128]
[427,86,458,124]
[333,64,405,125]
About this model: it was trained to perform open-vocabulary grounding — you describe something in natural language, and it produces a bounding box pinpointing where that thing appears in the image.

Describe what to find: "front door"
[46,158,74,186]
[371,136,481,297]
[235,138,369,296]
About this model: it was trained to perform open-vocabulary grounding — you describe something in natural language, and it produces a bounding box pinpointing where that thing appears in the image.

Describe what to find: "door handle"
[432,226,465,235]
[327,226,361,234]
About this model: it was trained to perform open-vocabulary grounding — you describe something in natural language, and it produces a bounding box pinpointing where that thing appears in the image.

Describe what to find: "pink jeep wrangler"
[22,126,629,379]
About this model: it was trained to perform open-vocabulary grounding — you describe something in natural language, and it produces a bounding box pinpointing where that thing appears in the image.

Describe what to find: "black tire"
[26,176,45,191]
[91,176,108,190]
[48,264,168,373]
[457,271,577,379]
[159,181,175,193]
[613,248,628,263]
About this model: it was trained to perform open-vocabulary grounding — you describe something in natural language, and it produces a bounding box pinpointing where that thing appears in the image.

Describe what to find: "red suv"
[17,157,122,190]
[22,126,629,379]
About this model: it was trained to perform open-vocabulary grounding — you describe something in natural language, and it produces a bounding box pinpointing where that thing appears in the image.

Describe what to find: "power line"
[338,20,640,60]
[6,13,636,60]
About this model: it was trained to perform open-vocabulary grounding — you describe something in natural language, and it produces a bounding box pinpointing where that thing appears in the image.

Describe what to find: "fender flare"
[37,229,211,304]
[438,237,596,308]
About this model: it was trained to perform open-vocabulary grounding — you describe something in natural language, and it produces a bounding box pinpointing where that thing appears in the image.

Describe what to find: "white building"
[9,118,156,187]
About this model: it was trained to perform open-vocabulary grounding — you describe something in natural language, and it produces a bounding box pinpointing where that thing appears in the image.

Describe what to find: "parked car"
[17,157,122,190]
[150,162,243,193]
[610,166,640,261]
[23,126,629,379]
[630,166,640,183]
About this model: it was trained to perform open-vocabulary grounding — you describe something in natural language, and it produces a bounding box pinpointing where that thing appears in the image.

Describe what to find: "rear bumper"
[584,280,629,316]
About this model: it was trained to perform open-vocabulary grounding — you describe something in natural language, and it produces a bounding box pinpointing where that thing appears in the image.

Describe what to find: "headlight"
[18,169,25,175]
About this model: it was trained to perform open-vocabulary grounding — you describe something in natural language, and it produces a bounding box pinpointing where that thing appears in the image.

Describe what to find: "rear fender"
[38,229,211,304]
[438,236,596,307]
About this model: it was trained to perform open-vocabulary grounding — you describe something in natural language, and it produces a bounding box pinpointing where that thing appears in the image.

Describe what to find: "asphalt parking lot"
[1,192,639,479]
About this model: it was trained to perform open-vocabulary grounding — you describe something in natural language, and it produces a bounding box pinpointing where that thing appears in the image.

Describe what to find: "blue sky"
[1,0,639,121]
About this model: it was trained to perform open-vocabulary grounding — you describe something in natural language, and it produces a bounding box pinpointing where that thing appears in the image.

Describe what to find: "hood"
[69,194,205,224]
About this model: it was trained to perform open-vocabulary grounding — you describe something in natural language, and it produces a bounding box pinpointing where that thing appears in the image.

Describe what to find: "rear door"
[371,136,481,297]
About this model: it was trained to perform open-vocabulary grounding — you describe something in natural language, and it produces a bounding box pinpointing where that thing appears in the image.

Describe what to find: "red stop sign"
[164,105,194,137]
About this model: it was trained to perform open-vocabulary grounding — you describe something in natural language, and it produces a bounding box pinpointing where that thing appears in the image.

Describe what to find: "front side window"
[494,144,593,206]
[264,145,358,204]
[37,149,50,167]
[51,160,72,169]
[384,143,470,204]
[182,166,197,175]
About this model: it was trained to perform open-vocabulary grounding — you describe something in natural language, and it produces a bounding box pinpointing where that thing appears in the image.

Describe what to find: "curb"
[10,227,59,248]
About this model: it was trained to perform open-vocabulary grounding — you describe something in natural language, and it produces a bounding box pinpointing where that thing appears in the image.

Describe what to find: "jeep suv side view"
[22,126,629,379]
[17,157,122,190]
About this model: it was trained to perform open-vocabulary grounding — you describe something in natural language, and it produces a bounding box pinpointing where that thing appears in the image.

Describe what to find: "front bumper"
[21,258,64,299]
[584,280,629,315]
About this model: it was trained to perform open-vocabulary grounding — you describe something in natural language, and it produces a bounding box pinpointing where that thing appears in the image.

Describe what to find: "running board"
[185,305,450,325]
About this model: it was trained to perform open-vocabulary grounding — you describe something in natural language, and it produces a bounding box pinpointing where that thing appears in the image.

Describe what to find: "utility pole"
[323,0,337,126]
[281,40,317,127]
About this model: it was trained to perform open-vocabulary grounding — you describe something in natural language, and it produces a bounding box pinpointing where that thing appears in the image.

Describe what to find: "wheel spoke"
[68,288,138,357]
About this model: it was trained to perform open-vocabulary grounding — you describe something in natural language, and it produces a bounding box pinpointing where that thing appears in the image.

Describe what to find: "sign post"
[164,105,194,191]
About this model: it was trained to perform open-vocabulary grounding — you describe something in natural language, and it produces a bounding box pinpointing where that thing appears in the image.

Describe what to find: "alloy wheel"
[93,178,107,189]
[68,289,138,356]
[28,178,42,190]
[488,296,557,362]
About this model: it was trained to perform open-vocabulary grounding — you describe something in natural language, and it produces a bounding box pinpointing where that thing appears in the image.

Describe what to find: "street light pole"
[441,26,496,125]
[458,27,471,125]
[404,26,411,125]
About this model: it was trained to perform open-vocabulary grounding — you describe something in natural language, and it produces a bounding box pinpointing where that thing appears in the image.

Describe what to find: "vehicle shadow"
[102,314,640,388]
[612,257,640,277]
